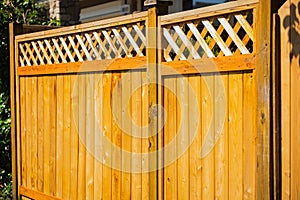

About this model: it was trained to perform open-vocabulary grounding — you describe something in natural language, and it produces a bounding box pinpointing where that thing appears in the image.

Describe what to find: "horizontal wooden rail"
[15,11,148,42]
[17,57,146,76]
[20,186,62,200]
[160,0,258,25]
[161,54,255,75]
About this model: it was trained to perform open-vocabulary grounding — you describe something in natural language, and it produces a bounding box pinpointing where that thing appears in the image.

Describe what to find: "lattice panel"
[18,22,146,67]
[162,10,254,62]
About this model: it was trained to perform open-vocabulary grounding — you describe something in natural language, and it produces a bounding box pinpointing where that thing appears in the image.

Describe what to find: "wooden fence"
[10,0,275,199]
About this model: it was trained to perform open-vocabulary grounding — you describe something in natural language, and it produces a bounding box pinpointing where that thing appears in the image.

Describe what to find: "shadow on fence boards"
[9,0,300,199]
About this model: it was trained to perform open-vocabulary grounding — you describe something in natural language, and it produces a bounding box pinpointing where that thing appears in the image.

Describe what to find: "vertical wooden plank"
[121,71,132,200]
[94,73,103,200]
[290,0,300,198]
[9,23,23,199]
[63,75,71,199]
[131,71,142,200]
[111,72,122,200]
[176,76,189,200]
[25,77,32,189]
[86,73,95,200]
[43,77,50,195]
[31,77,38,190]
[201,74,214,200]
[255,0,271,198]
[163,77,177,200]
[37,77,44,192]
[157,17,164,200]
[102,72,112,200]
[49,76,57,196]
[78,74,86,199]
[290,62,300,198]
[147,7,158,199]
[142,71,149,200]
[279,1,291,199]
[189,75,202,200]
[228,72,243,199]
[9,22,16,196]
[214,73,229,200]
[20,77,26,188]
[56,76,63,198]
[163,77,168,200]
[243,72,256,200]
[70,74,79,200]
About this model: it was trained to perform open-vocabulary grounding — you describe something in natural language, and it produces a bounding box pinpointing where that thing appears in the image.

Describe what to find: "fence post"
[146,6,158,200]
[255,0,272,198]
[9,23,23,200]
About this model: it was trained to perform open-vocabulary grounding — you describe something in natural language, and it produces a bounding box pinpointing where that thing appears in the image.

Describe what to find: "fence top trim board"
[15,0,258,42]
[160,0,259,25]
[15,11,148,42]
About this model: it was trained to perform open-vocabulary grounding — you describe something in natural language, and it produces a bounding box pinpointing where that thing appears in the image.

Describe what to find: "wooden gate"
[159,4,257,199]
[10,0,274,199]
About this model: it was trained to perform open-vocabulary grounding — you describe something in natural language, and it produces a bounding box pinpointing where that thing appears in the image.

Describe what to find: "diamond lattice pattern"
[162,10,254,62]
[18,22,146,67]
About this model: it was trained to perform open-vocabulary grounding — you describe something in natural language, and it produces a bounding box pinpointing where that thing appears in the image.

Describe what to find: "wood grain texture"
[49,76,57,196]
[161,55,255,76]
[290,0,300,198]
[85,73,95,200]
[188,75,202,200]
[228,72,243,199]
[176,77,189,200]
[279,1,291,199]
[214,73,229,200]
[121,71,132,200]
[20,78,26,188]
[201,74,214,200]
[77,74,86,199]
[17,57,146,76]
[94,73,103,200]
[9,23,23,199]
[163,78,177,200]
[63,75,71,199]
[20,186,62,200]
[111,72,122,200]
[102,72,112,200]
[37,77,44,192]
[25,77,32,189]
[55,76,63,198]
[31,77,38,190]
[141,71,149,200]
[255,1,271,198]
[243,72,256,199]
[147,7,158,200]
[43,77,50,195]
[131,71,142,200]
[70,74,79,200]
